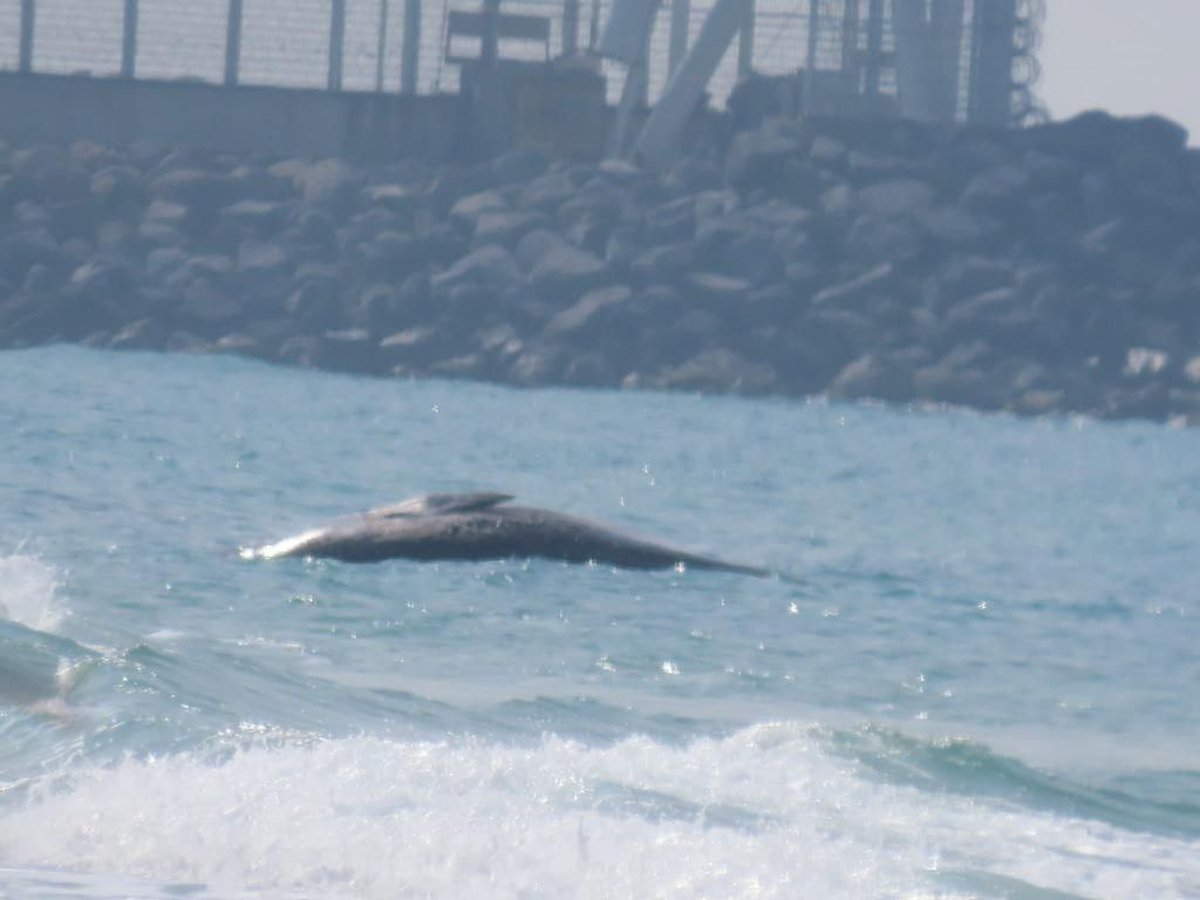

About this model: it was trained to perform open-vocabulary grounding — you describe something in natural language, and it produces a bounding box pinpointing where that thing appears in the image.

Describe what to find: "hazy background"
[1041,0,1199,142]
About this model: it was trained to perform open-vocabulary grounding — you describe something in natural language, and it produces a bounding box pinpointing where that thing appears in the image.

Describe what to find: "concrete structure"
[0,70,464,162]
[0,0,1041,166]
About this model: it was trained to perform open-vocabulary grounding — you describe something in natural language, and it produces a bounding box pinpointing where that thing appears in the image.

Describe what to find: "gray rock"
[298,158,362,212]
[431,244,522,293]
[489,148,548,187]
[658,347,777,394]
[516,170,579,212]
[226,164,294,202]
[166,331,212,354]
[528,242,608,298]
[544,284,632,339]
[509,344,566,385]
[811,263,896,310]
[380,326,445,370]
[961,164,1031,217]
[278,335,321,367]
[284,276,344,332]
[857,178,935,218]
[214,333,263,356]
[237,241,293,283]
[109,317,167,351]
[473,210,546,248]
[143,199,189,228]
[177,277,244,333]
[35,162,91,202]
[562,351,618,387]
[629,242,696,285]
[918,204,1002,248]
[686,272,752,307]
[829,351,918,403]
[845,213,923,264]
[91,165,146,205]
[151,168,228,208]
[364,183,420,216]
[645,196,696,243]
[317,328,378,374]
[350,283,403,334]
[221,199,290,235]
[450,189,509,228]
[726,124,804,194]
[809,135,847,170]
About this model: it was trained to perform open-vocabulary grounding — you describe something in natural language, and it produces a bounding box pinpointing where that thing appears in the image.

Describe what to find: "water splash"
[0,555,68,634]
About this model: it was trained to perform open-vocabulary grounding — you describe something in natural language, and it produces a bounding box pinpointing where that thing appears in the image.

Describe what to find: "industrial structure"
[0,0,1044,162]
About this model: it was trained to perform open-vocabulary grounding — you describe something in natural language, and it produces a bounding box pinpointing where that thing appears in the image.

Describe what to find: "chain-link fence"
[0,0,1038,119]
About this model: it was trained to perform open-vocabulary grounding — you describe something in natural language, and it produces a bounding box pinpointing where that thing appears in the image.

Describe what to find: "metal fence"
[0,0,1038,119]
[0,0,819,107]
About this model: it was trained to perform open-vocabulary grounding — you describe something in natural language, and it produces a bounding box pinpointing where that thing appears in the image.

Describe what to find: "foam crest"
[0,724,1194,899]
[0,554,67,634]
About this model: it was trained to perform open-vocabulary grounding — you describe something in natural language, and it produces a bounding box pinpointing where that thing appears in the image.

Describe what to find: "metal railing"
[0,0,1035,118]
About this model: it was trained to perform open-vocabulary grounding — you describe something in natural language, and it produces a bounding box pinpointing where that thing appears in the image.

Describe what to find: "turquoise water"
[0,345,1197,898]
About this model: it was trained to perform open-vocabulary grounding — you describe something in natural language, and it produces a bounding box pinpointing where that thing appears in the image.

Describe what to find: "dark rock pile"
[2,109,1199,423]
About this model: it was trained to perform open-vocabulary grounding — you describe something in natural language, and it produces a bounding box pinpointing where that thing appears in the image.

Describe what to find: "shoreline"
[1,109,1198,424]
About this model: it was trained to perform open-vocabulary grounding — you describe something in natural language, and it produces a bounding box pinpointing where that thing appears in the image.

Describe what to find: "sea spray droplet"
[0,554,67,633]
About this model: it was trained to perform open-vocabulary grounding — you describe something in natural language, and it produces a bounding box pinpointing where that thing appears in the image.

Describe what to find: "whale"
[242,492,773,577]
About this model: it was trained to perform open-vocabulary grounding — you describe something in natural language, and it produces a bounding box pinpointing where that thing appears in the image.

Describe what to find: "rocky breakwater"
[1,109,1199,424]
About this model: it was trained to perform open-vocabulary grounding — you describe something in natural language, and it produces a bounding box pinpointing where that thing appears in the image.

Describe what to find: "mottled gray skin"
[248,492,771,577]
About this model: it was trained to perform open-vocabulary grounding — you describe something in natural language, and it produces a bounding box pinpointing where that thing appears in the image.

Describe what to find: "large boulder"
[431,244,522,294]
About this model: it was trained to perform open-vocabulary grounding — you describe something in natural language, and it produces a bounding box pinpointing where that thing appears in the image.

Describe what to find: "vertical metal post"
[736,0,754,77]
[19,0,35,73]
[563,0,580,56]
[588,0,601,51]
[375,0,389,91]
[225,0,243,86]
[121,0,138,78]
[840,0,857,82]
[329,0,346,90]
[668,0,690,76]
[863,0,884,100]
[481,0,501,66]
[969,0,1017,125]
[401,0,421,94]
[803,0,820,114]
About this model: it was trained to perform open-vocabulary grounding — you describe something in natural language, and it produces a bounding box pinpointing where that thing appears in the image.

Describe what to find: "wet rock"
[176,277,244,335]
[284,272,345,332]
[317,328,378,374]
[658,347,777,394]
[214,332,263,357]
[380,326,445,371]
[829,351,920,403]
[109,317,167,351]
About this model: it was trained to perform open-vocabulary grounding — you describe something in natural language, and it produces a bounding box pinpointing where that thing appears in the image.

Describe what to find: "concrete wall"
[0,71,467,161]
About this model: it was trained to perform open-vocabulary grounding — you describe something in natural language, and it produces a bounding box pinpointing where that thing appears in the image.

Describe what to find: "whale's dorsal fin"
[368,492,514,519]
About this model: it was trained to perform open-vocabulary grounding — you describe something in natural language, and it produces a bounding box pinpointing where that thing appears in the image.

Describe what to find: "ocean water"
[0,344,1197,899]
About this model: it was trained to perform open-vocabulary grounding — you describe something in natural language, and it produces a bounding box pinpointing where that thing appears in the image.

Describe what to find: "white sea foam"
[0,554,68,633]
[0,723,1194,899]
